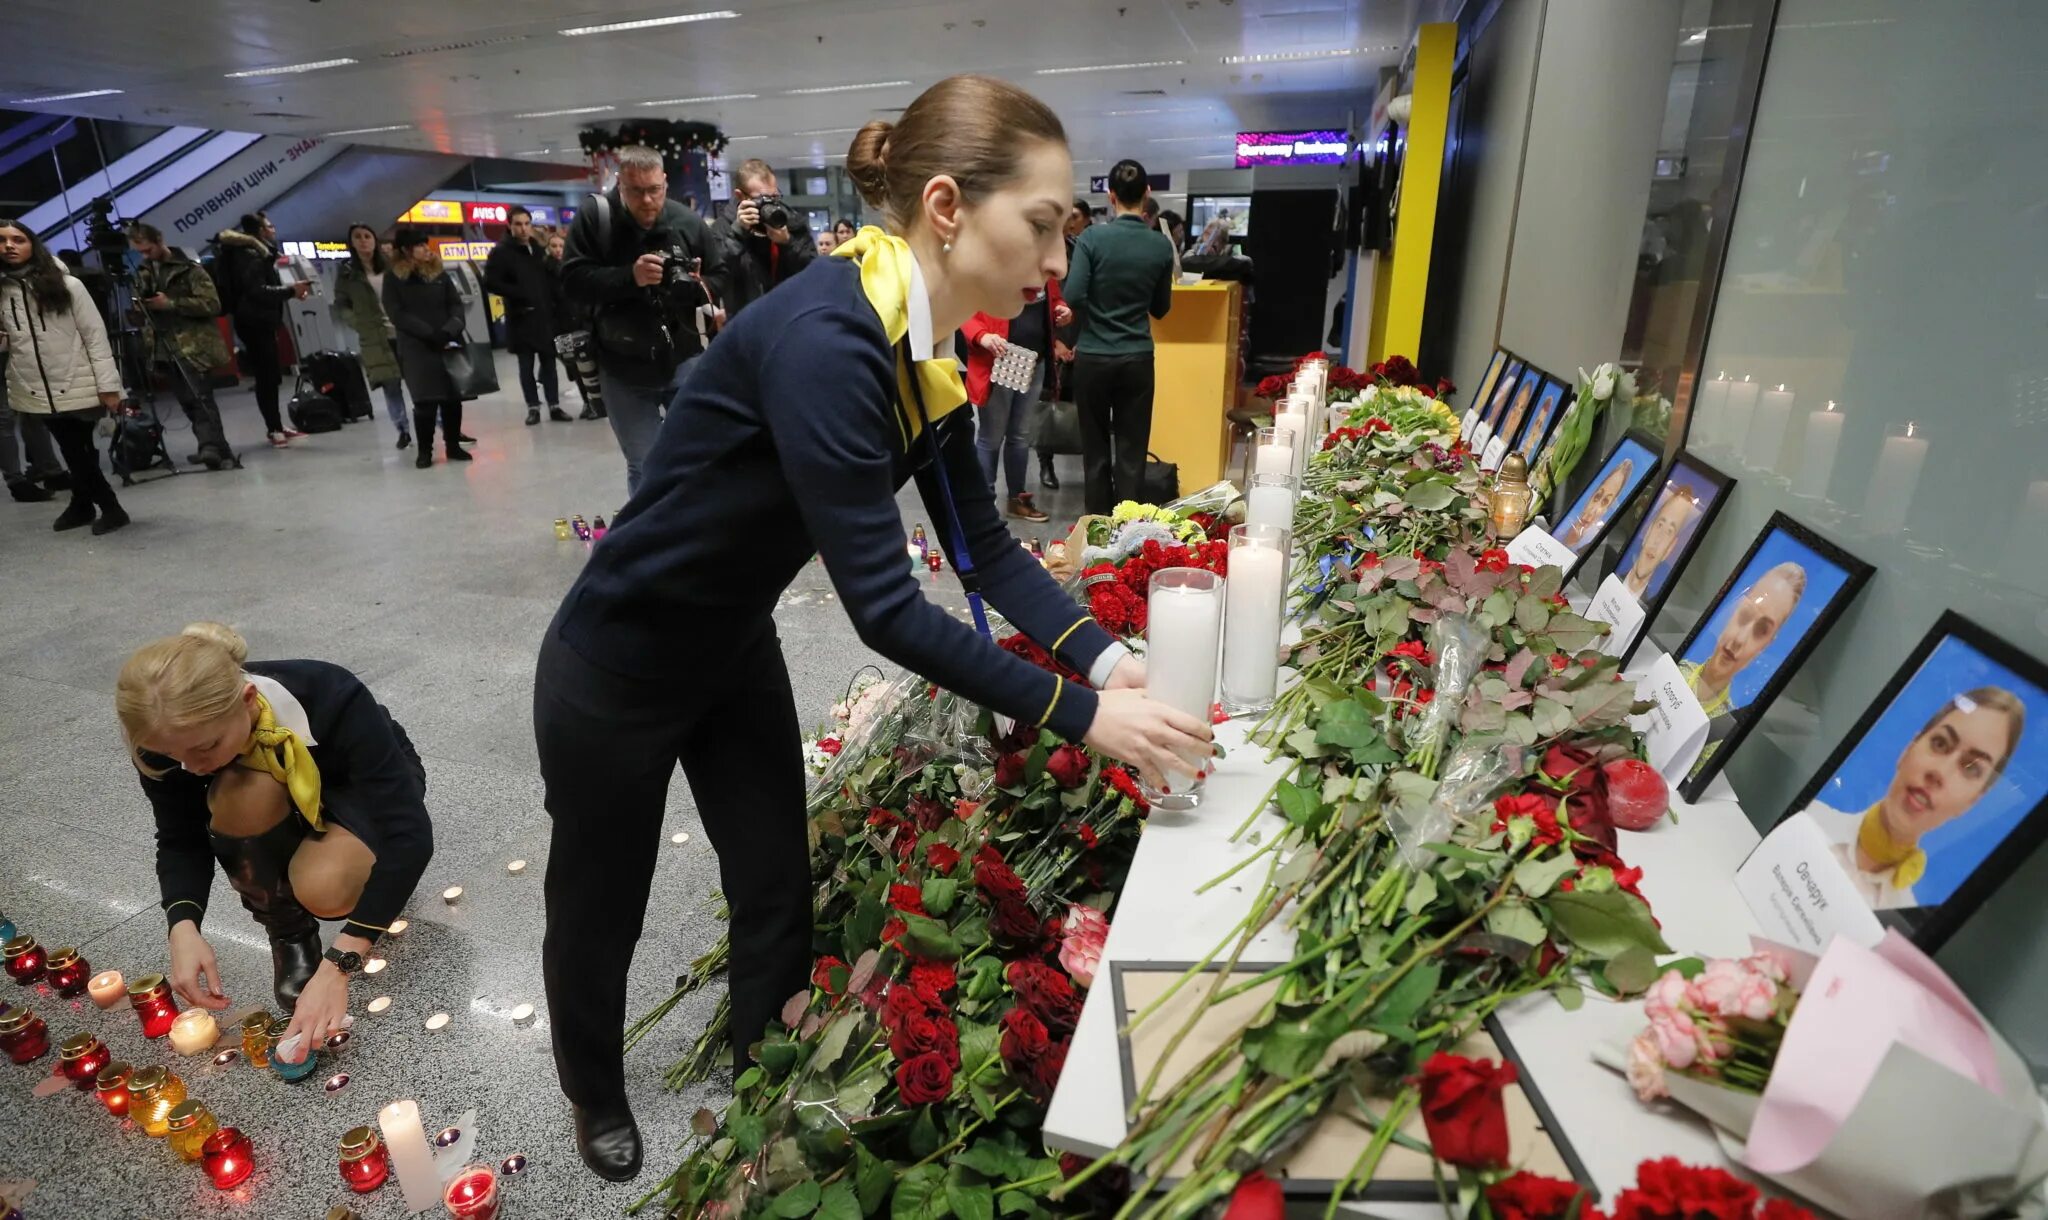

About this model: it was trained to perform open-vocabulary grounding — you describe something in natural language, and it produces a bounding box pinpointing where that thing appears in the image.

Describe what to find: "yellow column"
[1378,21,1455,363]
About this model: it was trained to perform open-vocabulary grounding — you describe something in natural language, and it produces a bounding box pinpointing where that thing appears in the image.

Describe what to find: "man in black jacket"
[485,206,568,426]
[561,146,729,495]
[214,212,309,447]
[715,158,816,319]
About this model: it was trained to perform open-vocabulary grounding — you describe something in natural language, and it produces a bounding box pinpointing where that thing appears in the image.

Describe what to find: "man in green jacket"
[129,223,237,469]
[1062,159,1175,513]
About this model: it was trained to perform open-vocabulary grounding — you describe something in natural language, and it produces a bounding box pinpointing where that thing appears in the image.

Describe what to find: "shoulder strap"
[897,339,992,642]
[587,192,612,255]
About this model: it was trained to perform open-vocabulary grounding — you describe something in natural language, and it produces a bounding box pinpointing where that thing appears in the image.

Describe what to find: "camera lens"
[760,198,790,231]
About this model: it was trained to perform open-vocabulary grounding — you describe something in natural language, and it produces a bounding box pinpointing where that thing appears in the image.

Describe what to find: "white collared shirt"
[244,672,319,746]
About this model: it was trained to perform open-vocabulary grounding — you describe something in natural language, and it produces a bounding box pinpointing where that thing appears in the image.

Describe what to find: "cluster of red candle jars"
[127,972,181,1039]
[43,946,91,997]
[58,1032,110,1086]
[0,1007,49,1063]
[339,1125,391,1193]
[201,1126,255,1190]
[2,935,45,985]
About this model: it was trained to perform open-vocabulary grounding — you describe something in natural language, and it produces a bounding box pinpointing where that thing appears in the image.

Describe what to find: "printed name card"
[1629,654,1711,783]
[1480,435,1509,472]
[1734,817,1887,952]
[1505,526,1575,572]
[1586,575,1647,658]
[1462,407,1481,437]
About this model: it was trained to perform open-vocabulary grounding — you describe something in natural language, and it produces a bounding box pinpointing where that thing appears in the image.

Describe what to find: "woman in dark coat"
[380,229,470,468]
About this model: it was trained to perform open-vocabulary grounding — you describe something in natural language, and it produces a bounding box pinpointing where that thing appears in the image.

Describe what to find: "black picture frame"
[1480,356,1526,434]
[1513,376,1572,462]
[1465,349,1511,433]
[1494,365,1548,459]
[1609,451,1737,667]
[1672,511,1875,803]
[1551,429,1663,583]
[1107,961,1595,1201]
[1761,611,2048,951]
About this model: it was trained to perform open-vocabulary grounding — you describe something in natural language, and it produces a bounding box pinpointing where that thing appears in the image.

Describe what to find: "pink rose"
[1627,1031,1670,1101]
[1058,904,1109,988]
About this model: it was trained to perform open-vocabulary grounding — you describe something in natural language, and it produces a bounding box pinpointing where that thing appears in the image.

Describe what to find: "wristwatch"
[323,947,363,975]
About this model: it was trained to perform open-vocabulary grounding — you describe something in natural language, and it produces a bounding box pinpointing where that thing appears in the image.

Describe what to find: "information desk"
[1148,281,1243,492]
[1042,646,1774,1214]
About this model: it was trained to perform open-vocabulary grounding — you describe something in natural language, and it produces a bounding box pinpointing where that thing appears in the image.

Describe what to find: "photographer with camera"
[561,146,728,495]
[128,223,237,471]
[715,159,817,320]
[215,212,311,449]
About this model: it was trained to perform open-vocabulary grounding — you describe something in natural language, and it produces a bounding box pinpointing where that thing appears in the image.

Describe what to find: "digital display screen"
[1234,130,1351,168]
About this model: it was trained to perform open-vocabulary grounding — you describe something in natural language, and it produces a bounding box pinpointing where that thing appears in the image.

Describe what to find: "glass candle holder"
[95,1061,133,1117]
[552,518,569,540]
[43,947,91,997]
[340,1125,391,1193]
[128,973,180,1039]
[58,1032,110,1087]
[169,1007,220,1056]
[240,1011,274,1068]
[1222,524,1290,716]
[166,1098,222,1162]
[1141,568,1225,812]
[1252,426,1297,482]
[1244,472,1300,537]
[0,914,13,942]
[0,1007,49,1064]
[202,1126,255,1190]
[2,935,45,984]
[129,1065,187,1137]
[443,1164,500,1220]
[86,969,125,1009]
[269,1019,321,1081]
[591,514,608,541]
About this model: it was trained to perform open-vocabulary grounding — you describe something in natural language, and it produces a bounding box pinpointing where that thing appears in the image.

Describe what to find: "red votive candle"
[0,1007,49,1063]
[443,1165,498,1219]
[44,947,91,997]
[339,1125,390,1193]
[58,1032,110,1087]
[202,1126,255,1190]
[95,1061,133,1116]
[127,972,180,1039]
[2,935,45,985]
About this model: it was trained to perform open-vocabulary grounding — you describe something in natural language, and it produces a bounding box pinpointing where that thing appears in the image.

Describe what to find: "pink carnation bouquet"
[1628,953,1795,1102]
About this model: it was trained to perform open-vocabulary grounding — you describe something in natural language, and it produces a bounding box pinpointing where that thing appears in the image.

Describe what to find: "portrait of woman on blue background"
[1554,433,1659,556]
[1516,379,1568,460]
[1610,454,1733,618]
[1496,367,1543,453]
[1481,358,1525,433]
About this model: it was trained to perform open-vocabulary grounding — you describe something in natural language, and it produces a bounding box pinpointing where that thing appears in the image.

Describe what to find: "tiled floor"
[0,378,1090,1219]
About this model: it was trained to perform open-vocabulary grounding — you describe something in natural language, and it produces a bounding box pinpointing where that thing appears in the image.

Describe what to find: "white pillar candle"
[1692,372,1730,448]
[168,1008,219,1056]
[1274,409,1309,472]
[380,1099,444,1213]
[1255,441,1293,478]
[1722,377,1760,458]
[1145,574,1223,725]
[1746,384,1795,473]
[1246,474,1298,535]
[1222,527,1288,713]
[1861,422,1927,536]
[1793,402,1843,499]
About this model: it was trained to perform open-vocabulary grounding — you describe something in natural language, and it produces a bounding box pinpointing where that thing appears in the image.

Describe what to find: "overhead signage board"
[399,199,463,224]
[1234,129,1352,168]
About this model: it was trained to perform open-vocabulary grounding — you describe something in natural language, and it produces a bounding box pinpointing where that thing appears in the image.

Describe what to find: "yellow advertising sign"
[400,199,463,224]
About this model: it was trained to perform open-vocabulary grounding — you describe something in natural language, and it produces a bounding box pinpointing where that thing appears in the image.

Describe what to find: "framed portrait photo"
[1494,366,1547,458]
[1551,430,1661,579]
[1514,377,1571,462]
[1466,350,1511,433]
[1673,512,1874,801]
[1762,613,2048,950]
[1480,357,1526,436]
[1609,452,1736,665]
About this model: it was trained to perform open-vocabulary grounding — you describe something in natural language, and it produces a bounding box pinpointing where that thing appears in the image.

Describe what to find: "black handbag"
[441,336,499,401]
[1032,399,1083,456]
[1141,452,1179,503]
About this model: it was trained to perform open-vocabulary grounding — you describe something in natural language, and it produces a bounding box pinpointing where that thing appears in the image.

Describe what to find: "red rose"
[1548,653,1569,671]
[1486,1171,1588,1220]
[1437,376,1456,396]
[974,852,1029,904]
[865,807,899,830]
[817,736,842,756]
[999,1006,1050,1066]
[989,896,1044,946]
[894,1052,954,1105]
[1416,1052,1518,1170]
[993,751,1027,788]
[889,1012,962,1068]
[908,793,948,831]
[1221,1170,1286,1220]
[909,960,956,996]
[811,955,847,995]
[1026,1036,1068,1097]
[1046,743,1091,789]
[925,842,961,874]
[882,979,931,1026]
[1390,639,1435,665]
[1539,744,1617,853]
[953,799,978,822]
[888,883,927,915]
[1007,960,1081,1034]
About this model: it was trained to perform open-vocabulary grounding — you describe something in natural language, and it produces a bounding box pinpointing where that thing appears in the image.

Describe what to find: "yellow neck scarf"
[1856,802,1925,890]
[832,226,968,449]
[238,692,323,831]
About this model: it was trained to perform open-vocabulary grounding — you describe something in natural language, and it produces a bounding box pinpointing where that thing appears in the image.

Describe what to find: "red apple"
[1603,759,1669,831]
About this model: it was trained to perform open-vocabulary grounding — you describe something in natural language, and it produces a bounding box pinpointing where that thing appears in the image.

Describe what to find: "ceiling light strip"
[224,58,358,79]
[9,88,123,104]
[784,80,912,95]
[639,93,757,105]
[513,105,617,118]
[328,124,413,136]
[1035,60,1186,76]
[560,10,740,36]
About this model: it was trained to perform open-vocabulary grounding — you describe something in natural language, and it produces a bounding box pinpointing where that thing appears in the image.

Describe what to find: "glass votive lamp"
[166,1098,222,1162]
[240,1010,274,1068]
[128,972,181,1039]
[444,1164,500,1220]
[129,1065,187,1137]
[1244,472,1299,537]
[58,1031,111,1087]
[2,935,45,984]
[552,517,569,540]
[95,1061,133,1116]
[0,1007,49,1063]
[339,1125,391,1193]
[169,1007,220,1055]
[202,1126,256,1190]
[1222,524,1290,717]
[44,946,91,997]
[1488,453,1535,538]
[87,969,126,1009]
[1141,567,1225,811]
[268,1018,321,1081]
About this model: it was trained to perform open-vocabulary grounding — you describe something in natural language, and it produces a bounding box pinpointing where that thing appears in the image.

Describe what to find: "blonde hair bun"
[180,621,249,662]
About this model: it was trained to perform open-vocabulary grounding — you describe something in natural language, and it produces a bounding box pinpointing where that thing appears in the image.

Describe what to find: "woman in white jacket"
[0,218,128,533]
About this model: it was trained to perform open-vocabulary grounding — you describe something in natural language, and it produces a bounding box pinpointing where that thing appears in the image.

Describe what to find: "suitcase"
[301,350,372,422]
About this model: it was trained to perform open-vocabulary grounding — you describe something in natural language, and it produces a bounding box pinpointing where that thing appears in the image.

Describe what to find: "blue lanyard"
[898,340,993,641]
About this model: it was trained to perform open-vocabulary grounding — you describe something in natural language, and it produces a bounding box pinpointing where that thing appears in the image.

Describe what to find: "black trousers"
[412,400,464,452]
[233,317,284,434]
[1073,351,1155,514]
[43,410,121,513]
[533,621,810,1109]
[158,357,234,460]
[514,347,559,408]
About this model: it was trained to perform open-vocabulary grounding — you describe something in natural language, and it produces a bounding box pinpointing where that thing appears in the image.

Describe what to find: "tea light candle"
[1862,421,1928,536]
[366,995,392,1014]
[509,1003,536,1027]
[444,1165,500,1220]
[424,1012,451,1033]
[387,919,409,936]
[1793,401,1844,499]
[505,860,526,876]
[87,970,126,1009]
[671,832,689,845]
[169,1008,220,1056]
[442,886,464,905]
[1747,384,1795,472]
[380,1099,444,1213]
[363,958,387,975]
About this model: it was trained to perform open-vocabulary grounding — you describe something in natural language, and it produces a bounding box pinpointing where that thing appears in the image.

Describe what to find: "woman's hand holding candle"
[1083,690,1213,792]
[277,932,368,1062]
[168,921,231,1011]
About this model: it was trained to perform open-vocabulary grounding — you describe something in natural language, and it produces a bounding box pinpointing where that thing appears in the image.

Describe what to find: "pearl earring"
[943,240,952,253]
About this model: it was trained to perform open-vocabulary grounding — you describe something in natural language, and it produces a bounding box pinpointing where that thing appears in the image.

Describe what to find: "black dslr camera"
[659,243,700,292]
[748,195,791,232]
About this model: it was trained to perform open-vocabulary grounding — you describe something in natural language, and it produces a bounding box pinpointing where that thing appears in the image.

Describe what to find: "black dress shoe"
[577,405,600,421]
[525,407,541,426]
[458,433,478,445]
[52,500,94,531]
[6,480,52,503]
[1039,456,1060,490]
[90,505,130,535]
[573,1103,643,1182]
[271,929,322,1012]
[549,405,572,422]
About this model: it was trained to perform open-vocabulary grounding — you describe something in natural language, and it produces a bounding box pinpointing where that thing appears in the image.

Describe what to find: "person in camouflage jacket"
[129,223,236,468]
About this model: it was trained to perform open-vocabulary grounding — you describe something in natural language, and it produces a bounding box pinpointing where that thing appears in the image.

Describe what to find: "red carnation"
[888,882,927,915]
[1416,1052,1517,1170]
[925,842,961,874]
[894,1052,954,1105]
[880,916,908,945]
[1076,823,1099,849]
[1486,1171,1589,1220]
[909,960,956,997]
[811,955,848,995]
[993,751,1027,788]
[1610,1157,1761,1220]
[1046,743,1091,789]
[1493,791,1565,849]
[1102,765,1149,812]
[999,1006,1050,1066]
